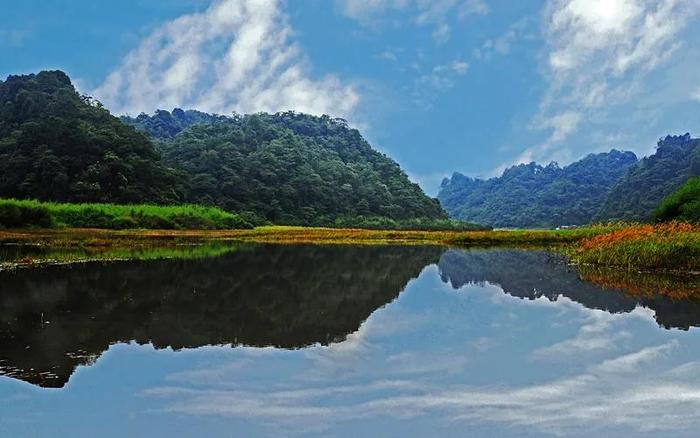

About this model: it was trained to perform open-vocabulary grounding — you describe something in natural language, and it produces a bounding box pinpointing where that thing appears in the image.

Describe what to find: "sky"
[1,0,700,195]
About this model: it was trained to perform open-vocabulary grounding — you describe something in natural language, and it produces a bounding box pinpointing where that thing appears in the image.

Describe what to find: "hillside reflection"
[0,244,442,388]
[438,248,700,330]
[1,245,699,389]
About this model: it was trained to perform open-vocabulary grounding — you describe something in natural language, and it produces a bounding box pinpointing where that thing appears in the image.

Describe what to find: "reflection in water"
[2,245,700,437]
[1,245,699,390]
[438,248,700,330]
[0,244,443,387]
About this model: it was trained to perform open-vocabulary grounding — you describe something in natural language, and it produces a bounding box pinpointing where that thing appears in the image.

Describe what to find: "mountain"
[0,71,178,203]
[0,70,448,226]
[438,150,638,228]
[124,109,447,224]
[596,134,700,222]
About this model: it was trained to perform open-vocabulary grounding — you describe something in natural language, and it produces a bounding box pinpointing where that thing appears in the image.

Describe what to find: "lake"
[1,244,700,437]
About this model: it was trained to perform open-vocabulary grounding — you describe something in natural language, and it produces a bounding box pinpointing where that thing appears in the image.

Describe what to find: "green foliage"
[438,150,638,228]
[654,177,700,223]
[0,71,181,204]
[597,134,700,222]
[0,201,53,228]
[124,110,447,224]
[120,108,229,139]
[1,71,451,229]
[327,216,489,231]
[0,199,252,230]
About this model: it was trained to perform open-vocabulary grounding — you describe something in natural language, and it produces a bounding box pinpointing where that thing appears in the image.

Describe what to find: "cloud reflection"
[143,279,700,436]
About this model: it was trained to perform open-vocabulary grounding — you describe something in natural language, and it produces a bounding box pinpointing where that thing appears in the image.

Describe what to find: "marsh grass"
[569,222,700,272]
[577,265,700,299]
[0,241,244,270]
[0,224,619,248]
[0,199,253,230]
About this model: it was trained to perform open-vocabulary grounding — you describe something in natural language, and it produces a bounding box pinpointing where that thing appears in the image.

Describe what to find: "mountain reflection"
[0,244,443,388]
[1,245,699,389]
[438,248,700,330]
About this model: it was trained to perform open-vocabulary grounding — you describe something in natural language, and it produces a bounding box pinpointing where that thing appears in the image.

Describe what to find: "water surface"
[1,244,699,437]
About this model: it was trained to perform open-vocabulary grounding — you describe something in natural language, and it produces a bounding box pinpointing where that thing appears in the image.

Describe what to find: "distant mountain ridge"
[439,150,638,228]
[596,134,700,222]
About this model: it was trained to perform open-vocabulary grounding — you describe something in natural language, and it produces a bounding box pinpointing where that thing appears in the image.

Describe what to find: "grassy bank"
[1,223,698,275]
[0,199,488,232]
[568,222,700,273]
[0,242,244,271]
[0,199,254,230]
[0,224,619,248]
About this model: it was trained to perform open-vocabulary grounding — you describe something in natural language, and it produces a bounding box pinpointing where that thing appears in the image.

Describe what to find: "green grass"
[0,199,254,230]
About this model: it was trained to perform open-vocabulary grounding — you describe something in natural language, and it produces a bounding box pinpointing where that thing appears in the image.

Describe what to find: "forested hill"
[596,134,700,222]
[121,109,229,139]
[438,150,638,228]
[0,71,178,203]
[125,110,447,224]
[0,70,448,226]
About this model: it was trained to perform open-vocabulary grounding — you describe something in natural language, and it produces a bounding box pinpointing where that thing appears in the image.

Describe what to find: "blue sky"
[1,0,699,194]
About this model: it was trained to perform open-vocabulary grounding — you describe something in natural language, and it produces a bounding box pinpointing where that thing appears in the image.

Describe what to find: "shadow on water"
[0,244,698,388]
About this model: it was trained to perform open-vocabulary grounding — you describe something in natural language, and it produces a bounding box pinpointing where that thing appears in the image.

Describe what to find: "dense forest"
[438,150,638,228]
[596,134,700,222]
[0,71,454,228]
[0,71,178,204]
[123,109,449,226]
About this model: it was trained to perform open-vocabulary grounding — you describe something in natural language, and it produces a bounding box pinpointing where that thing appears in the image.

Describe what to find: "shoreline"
[1,225,698,280]
[0,225,608,248]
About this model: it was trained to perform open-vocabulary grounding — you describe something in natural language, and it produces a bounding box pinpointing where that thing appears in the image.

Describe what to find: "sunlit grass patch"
[0,199,253,230]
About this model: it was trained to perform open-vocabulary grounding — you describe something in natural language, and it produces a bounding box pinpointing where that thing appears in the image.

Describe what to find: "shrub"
[0,201,53,228]
[654,177,700,223]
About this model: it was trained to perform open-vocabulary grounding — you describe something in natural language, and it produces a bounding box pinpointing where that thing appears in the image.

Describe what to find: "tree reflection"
[438,248,700,331]
[0,244,442,387]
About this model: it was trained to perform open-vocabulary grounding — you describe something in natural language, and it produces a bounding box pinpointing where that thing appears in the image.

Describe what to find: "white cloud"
[145,340,700,435]
[473,18,532,61]
[692,87,700,102]
[521,0,700,165]
[93,0,359,118]
[416,59,469,91]
[337,0,489,44]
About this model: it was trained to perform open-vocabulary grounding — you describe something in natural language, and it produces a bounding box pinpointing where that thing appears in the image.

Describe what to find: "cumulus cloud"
[521,0,700,165]
[93,0,359,118]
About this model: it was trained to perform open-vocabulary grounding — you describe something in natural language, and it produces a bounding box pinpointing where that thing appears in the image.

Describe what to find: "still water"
[1,244,700,437]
